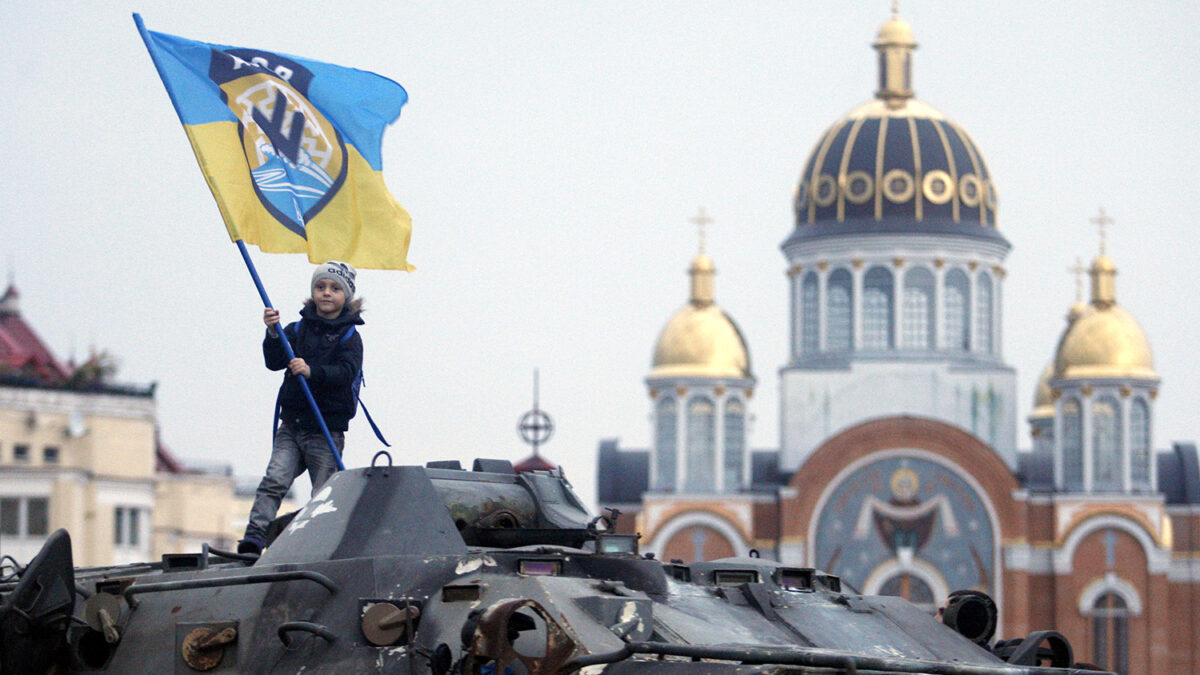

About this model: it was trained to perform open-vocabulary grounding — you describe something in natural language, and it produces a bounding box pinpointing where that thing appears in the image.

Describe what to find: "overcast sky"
[3,2,1198,507]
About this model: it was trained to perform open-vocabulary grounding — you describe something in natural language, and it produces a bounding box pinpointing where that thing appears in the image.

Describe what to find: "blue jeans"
[244,421,344,541]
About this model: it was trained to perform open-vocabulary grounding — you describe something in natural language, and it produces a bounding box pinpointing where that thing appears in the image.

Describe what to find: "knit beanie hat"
[311,261,357,302]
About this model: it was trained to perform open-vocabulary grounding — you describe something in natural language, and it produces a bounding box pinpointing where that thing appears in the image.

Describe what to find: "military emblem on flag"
[135,15,413,270]
[210,49,348,237]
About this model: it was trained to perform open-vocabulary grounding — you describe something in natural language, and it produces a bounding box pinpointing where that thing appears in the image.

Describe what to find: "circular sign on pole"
[518,409,554,448]
[518,369,554,456]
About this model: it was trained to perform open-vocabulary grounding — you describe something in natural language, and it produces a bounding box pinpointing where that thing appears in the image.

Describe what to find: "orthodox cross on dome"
[1090,207,1114,255]
[891,0,900,18]
[517,369,554,457]
[1068,257,1087,302]
[690,206,713,255]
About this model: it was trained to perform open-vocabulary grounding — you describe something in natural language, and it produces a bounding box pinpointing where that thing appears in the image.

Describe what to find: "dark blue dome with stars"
[786,13,1007,248]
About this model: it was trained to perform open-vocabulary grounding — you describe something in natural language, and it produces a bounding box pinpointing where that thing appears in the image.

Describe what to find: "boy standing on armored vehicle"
[239,261,365,555]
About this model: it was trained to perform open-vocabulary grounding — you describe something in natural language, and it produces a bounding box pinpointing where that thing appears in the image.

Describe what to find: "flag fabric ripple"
[134,14,413,271]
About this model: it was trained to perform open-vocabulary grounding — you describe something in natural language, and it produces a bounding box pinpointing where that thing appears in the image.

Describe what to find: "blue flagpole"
[235,240,346,471]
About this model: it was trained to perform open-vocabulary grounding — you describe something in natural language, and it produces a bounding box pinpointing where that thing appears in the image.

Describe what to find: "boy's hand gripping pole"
[236,240,346,471]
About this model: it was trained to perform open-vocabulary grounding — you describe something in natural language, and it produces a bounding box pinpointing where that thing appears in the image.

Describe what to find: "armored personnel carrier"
[0,455,1107,673]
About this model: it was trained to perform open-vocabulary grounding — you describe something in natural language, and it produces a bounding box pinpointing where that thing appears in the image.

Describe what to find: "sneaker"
[237,536,264,555]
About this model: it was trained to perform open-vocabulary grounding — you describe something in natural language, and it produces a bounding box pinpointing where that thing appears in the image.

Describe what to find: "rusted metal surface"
[180,626,236,671]
[462,598,577,674]
[361,601,419,646]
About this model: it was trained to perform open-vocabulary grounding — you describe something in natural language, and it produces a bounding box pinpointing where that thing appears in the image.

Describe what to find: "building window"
[902,267,935,349]
[0,499,17,536]
[723,398,745,491]
[0,497,49,537]
[800,272,819,354]
[1129,399,1150,490]
[1090,592,1130,675]
[12,444,29,463]
[1092,397,1122,491]
[1062,398,1083,490]
[879,573,936,614]
[863,266,894,350]
[654,398,677,491]
[114,506,142,547]
[685,396,715,492]
[943,269,970,350]
[974,272,993,353]
[43,446,59,464]
[827,269,854,352]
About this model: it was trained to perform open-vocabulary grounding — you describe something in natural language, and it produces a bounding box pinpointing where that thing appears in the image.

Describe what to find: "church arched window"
[1130,398,1151,491]
[974,271,993,353]
[827,269,854,352]
[943,268,970,350]
[1089,592,1130,675]
[723,398,745,491]
[653,397,677,491]
[902,267,935,349]
[1093,397,1122,492]
[801,271,819,354]
[879,573,937,615]
[685,396,716,492]
[1062,397,1083,490]
[863,266,893,350]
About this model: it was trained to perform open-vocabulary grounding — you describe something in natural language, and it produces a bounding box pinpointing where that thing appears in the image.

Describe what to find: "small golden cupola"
[1048,212,1159,494]
[649,251,752,380]
[646,211,757,496]
[873,4,917,107]
[1052,252,1157,383]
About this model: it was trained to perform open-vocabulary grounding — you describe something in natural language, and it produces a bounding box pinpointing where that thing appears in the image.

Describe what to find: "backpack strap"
[338,325,389,446]
[278,321,389,446]
[358,396,391,447]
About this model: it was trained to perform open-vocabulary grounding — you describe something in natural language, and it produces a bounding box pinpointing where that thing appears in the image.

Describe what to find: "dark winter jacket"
[264,304,364,432]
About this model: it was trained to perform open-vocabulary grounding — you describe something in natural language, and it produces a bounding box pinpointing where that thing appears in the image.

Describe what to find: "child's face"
[311,279,347,319]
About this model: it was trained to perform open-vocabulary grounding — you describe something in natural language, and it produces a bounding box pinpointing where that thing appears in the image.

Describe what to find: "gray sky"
[3,2,1198,507]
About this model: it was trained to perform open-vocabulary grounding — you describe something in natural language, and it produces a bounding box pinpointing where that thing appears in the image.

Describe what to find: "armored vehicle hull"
[0,458,1108,674]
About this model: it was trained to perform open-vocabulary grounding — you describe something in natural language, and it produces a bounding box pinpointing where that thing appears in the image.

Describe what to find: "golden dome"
[875,15,916,48]
[1030,362,1055,420]
[1052,254,1156,381]
[649,254,752,380]
[1053,304,1156,381]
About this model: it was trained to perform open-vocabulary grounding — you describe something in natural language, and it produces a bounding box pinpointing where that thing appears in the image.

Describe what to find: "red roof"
[155,430,186,474]
[0,284,70,382]
[513,452,557,473]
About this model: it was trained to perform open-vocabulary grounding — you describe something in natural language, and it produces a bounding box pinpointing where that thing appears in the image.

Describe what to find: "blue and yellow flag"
[134,15,413,271]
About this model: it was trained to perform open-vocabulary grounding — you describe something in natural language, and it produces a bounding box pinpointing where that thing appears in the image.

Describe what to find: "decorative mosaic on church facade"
[813,455,995,605]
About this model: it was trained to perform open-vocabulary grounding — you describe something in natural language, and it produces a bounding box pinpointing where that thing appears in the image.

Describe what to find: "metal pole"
[235,240,345,470]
